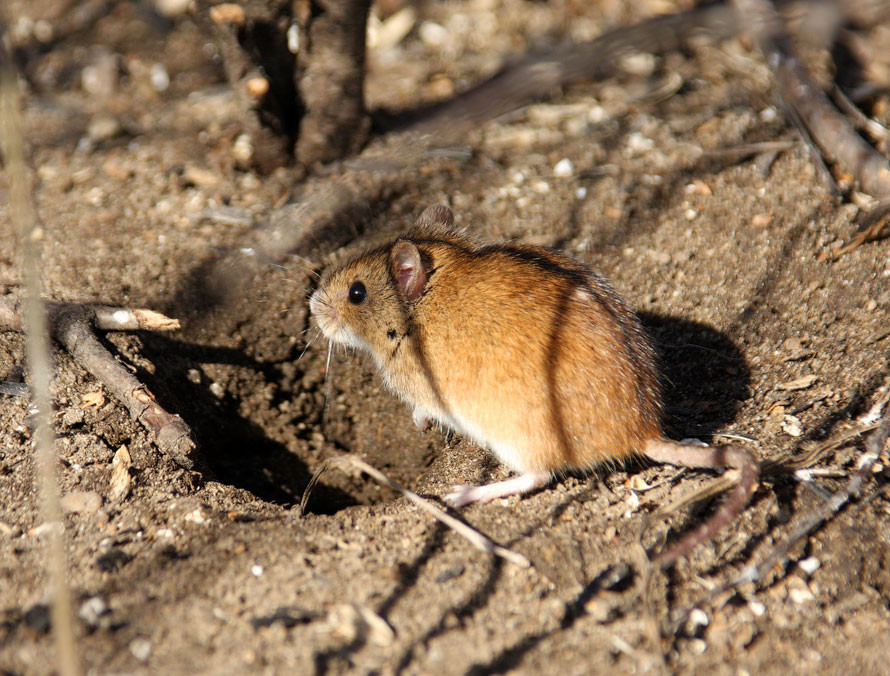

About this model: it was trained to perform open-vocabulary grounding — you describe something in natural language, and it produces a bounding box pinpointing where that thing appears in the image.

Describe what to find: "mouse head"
[309,205,453,360]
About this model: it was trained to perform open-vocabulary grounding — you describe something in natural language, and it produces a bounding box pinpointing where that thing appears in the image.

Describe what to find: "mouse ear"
[390,241,427,302]
[416,204,454,232]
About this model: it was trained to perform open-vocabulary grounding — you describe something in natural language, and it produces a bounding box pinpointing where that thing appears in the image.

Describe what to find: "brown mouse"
[310,204,758,566]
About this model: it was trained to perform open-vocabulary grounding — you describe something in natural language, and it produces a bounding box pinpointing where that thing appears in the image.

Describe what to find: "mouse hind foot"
[445,471,551,507]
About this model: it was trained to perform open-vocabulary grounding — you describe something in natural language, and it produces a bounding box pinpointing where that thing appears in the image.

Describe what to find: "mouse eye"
[348,281,367,305]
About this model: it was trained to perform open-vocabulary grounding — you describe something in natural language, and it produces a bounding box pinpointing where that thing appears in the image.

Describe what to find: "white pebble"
[150,63,170,92]
[798,556,820,575]
[287,24,300,53]
[575,186,587,199]
[748,600,766,617]
[154,0,191,17]
[687,608,709,630]
[684,208,698,221]
[209,382,225,398]
[782,414,803,437]
[553,158,574,177]
[232,134,254,164]
[130,638,153,661]
[419,21,448,47]
[251,564,264,577]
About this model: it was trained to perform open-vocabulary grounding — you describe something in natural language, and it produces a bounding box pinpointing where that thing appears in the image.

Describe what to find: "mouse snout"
[309,289,338,338]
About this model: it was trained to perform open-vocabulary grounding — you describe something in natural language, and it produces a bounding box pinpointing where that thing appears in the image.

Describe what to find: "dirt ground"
[2,0,890,674]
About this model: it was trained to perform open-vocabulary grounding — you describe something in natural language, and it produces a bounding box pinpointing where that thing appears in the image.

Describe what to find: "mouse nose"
[309,289,338,337]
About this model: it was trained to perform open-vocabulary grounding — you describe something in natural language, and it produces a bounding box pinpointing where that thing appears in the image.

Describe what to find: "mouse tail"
[642,438,759,567]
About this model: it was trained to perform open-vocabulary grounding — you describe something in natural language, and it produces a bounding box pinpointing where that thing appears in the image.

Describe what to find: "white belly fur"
[414,404,528,474]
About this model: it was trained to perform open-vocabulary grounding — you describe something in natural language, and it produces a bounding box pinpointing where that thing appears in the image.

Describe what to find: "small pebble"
[553,158,573,177]
[798,556,820,576]
[60,490,103,514]
[287,23,300,53]
[78,596,108,627]
[232,134,254,165]
[419,21,448,47]
[87,114,121,144]
[150,64,170,92]
[251,564,264,577]
[782,414,803,437]
[130,638,153,661]
[154,0,191,17]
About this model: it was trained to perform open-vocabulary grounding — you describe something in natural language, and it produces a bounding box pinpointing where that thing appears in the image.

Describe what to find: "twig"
[731,0,890,198]
[0,46,82,676]
[731,411,889,588]
[0,297,195,468]
[665,384,890,633]
[300,455,531,568]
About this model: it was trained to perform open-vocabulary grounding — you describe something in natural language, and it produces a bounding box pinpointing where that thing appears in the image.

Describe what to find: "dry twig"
[732,0,890,198]
[0,297,195,468]
[300,455,531,568]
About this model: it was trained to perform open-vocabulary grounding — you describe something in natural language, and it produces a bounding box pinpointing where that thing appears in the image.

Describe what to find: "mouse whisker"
[322,341,334,432]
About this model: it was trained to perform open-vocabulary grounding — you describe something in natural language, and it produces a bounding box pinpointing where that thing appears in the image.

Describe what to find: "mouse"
[309,204,758,566]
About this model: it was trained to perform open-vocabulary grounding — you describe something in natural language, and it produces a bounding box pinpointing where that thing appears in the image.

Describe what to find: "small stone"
[686,608,709,632]
[209,382,225,398]
[109,446,132,502]
[153,0,191,17]
[209,3,244,25]
[782,415,804,437]
[251,564,264,577]
[87,114,121,144]
[777,375,818,391]
[553,158,574,177]
[287,23,300,53]
[130,638,153,661]
[419,21,448,47]
[184,507,209,525]
[60,490,103,514]
[29,521,64,538]
[78,596,109,627]
[150,64,170,92]
[81,52,118,97]
[245,77,270,99]
[798,556,820,576]
[232,134,253,165]
[182,165,220,189]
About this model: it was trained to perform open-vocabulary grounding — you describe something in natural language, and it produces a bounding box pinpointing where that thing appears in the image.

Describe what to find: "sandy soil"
[2,1,890,674]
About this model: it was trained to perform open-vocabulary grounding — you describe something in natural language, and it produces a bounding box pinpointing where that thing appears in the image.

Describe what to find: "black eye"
[348,281,367,305]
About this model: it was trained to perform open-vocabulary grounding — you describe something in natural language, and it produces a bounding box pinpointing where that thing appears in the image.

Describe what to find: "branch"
[0,297,195,468]
[300,454,531,568]
[732,0,890,198]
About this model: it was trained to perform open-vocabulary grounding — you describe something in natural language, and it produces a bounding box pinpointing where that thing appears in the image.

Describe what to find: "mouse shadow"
[132,332,356,513]
[637,311,750,441]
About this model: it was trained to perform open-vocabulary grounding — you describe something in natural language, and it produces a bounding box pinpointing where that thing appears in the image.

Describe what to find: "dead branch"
[300,454,531,568]
[732,0,890,198]
[0,297,195,469]
[731,408,889,588]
